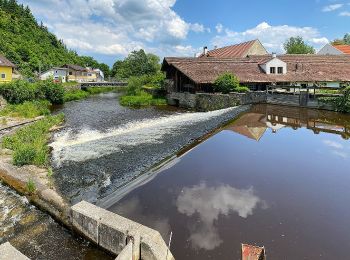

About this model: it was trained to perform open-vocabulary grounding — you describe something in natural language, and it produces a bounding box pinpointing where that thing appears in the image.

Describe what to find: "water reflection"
[176,183,266,250]
[229,104,350,140]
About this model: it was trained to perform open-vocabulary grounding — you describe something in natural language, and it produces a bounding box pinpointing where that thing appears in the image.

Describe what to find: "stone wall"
[167,91,267,111]
[71,201,174,260]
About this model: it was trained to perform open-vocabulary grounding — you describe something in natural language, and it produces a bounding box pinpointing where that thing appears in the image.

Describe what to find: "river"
[2,92,350,259]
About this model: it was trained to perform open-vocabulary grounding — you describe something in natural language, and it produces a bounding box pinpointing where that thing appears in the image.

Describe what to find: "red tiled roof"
[0,55,16,67]
[163,55,350,84]
[333,45,350,55]
[200,40,260,58]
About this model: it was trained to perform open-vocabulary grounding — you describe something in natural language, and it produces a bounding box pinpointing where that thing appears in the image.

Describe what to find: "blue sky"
[18,0,350,66]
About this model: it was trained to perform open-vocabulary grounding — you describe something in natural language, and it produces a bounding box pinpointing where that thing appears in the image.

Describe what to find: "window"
[69,72,73,75]
[270,67,276,74]
[88,73,92,76]
[278,67,283,74]
[1,73,5,79]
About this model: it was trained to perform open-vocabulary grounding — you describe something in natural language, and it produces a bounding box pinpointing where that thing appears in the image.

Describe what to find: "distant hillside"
[0,0,110,77]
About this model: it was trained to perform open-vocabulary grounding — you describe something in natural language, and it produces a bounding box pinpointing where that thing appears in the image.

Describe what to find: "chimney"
[214,45,218,49]
[203,46,208,56]
[272,52,277,58]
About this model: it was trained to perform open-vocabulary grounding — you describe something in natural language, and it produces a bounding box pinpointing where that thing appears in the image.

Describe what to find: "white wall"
[40,69,67,82]
[263,58,287,75]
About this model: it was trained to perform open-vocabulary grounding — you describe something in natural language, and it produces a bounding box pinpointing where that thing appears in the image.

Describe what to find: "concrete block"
[0,242,30,260]
[116,242,133,260]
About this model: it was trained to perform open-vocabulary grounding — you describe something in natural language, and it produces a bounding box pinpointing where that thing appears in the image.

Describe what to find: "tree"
[213,73,240,94]
[111,49,160,79]
[98,63,110,79]
[343,33,350,45]
[283,37,315,54]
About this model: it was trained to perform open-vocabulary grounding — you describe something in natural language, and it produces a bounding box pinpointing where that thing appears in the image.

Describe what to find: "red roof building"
[333,44,350,55]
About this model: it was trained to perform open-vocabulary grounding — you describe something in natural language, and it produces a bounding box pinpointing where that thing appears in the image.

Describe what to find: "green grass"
[0,100,51,118]
[86,87,117,94]
[63,89,90,102]
[2,114,64,166]
[120,92,167,107]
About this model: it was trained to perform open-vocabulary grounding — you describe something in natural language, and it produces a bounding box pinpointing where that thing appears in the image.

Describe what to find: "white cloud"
[322,4,343,12]
[176,182,266,250]
[340,11,350,16]
[215,23,223,33]
[323,140,343,149]
[211,22,329,53]
[18,0,202,57]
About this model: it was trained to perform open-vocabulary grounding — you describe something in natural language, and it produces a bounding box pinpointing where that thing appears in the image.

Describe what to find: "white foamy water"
[50,107,237,167]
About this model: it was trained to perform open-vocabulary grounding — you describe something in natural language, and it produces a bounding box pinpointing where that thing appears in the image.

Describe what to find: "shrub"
[0,100,51,118]
[0,80,37,104]
[319,86,350,113]
[213,73,240,94]
[235,86,250,93]
[36,80,65,104]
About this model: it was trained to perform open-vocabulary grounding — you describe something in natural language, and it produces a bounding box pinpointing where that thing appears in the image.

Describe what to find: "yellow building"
[62,64,98,82]
[0,55,15,83]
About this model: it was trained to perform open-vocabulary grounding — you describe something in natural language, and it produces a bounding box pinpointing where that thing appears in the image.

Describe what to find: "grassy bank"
[2,114,64,166]
[120,92,166,107]
[0,100,51,118]
[64,87,119,102]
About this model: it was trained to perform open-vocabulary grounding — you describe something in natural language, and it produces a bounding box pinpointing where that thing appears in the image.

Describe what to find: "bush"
[0,100,51,118]
[236,86,250,93]
[213,73,240,94]
[26,178,36,194]
[36,80,65,104]
[319,86,350,113]
[2,114,64,166]
[0,80,37,104]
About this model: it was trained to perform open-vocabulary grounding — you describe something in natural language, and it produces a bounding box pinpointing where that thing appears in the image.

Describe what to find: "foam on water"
[50,107,236,167]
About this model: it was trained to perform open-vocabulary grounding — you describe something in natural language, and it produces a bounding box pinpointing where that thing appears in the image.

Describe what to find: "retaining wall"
[167,92,267,111]
[71,201,174,260]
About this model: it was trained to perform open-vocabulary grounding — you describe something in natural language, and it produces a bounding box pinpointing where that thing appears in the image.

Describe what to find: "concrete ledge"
[71,201,174,260]
[0,242,30,260]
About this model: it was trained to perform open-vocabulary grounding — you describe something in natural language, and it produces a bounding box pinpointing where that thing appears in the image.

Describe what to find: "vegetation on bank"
[319,86,350,113]
[2,114,64,166]
[0,100,50,118]
[213,73,250,94]
[114,50,167,107]
[64,87,119,102]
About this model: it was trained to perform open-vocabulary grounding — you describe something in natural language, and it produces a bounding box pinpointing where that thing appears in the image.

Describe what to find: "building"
[39,67,68,83]
[318,43,350,55]
[0,55,16,83]
[62,64,98,82]
[162,54,350,92]
[199,39,268,58]
[93,69,105,82]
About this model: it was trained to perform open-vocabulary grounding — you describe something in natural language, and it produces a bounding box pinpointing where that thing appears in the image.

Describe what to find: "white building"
[259,54,287,75]
[93,69,105,82]
[40,67,68,83]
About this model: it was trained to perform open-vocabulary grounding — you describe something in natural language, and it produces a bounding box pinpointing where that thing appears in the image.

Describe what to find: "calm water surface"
[108,104,350,260]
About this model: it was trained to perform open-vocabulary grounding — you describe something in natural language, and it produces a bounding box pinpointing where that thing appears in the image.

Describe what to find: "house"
[0,55,16,83]
[162,54,350,92]
[39,67,68,83]
[318,43,350,55]
[93,69,105,82]
[199,39,268,58]
[62,64,98,83]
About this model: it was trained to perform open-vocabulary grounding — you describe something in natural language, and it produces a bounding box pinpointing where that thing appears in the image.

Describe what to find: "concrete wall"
[0,242,29,260]
[167,91,267,111]
[71,201,174,260]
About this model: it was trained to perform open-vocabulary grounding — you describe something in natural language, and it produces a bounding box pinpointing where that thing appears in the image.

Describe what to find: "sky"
[18,0,350,66]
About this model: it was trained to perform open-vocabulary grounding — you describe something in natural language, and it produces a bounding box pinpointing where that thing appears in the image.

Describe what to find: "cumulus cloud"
[211,22,329,53]
[176,182,266,250]
[322,4,343,12]
[18,0,205,57]
[215,23,224,33]
[340,11,350,16]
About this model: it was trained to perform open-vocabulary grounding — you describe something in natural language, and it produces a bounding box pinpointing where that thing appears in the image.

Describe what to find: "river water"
[3,92,350,259]
[107,104,350,260]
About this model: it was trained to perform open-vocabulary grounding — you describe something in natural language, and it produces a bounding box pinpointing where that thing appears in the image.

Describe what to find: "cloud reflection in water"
[176,182,266,250]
